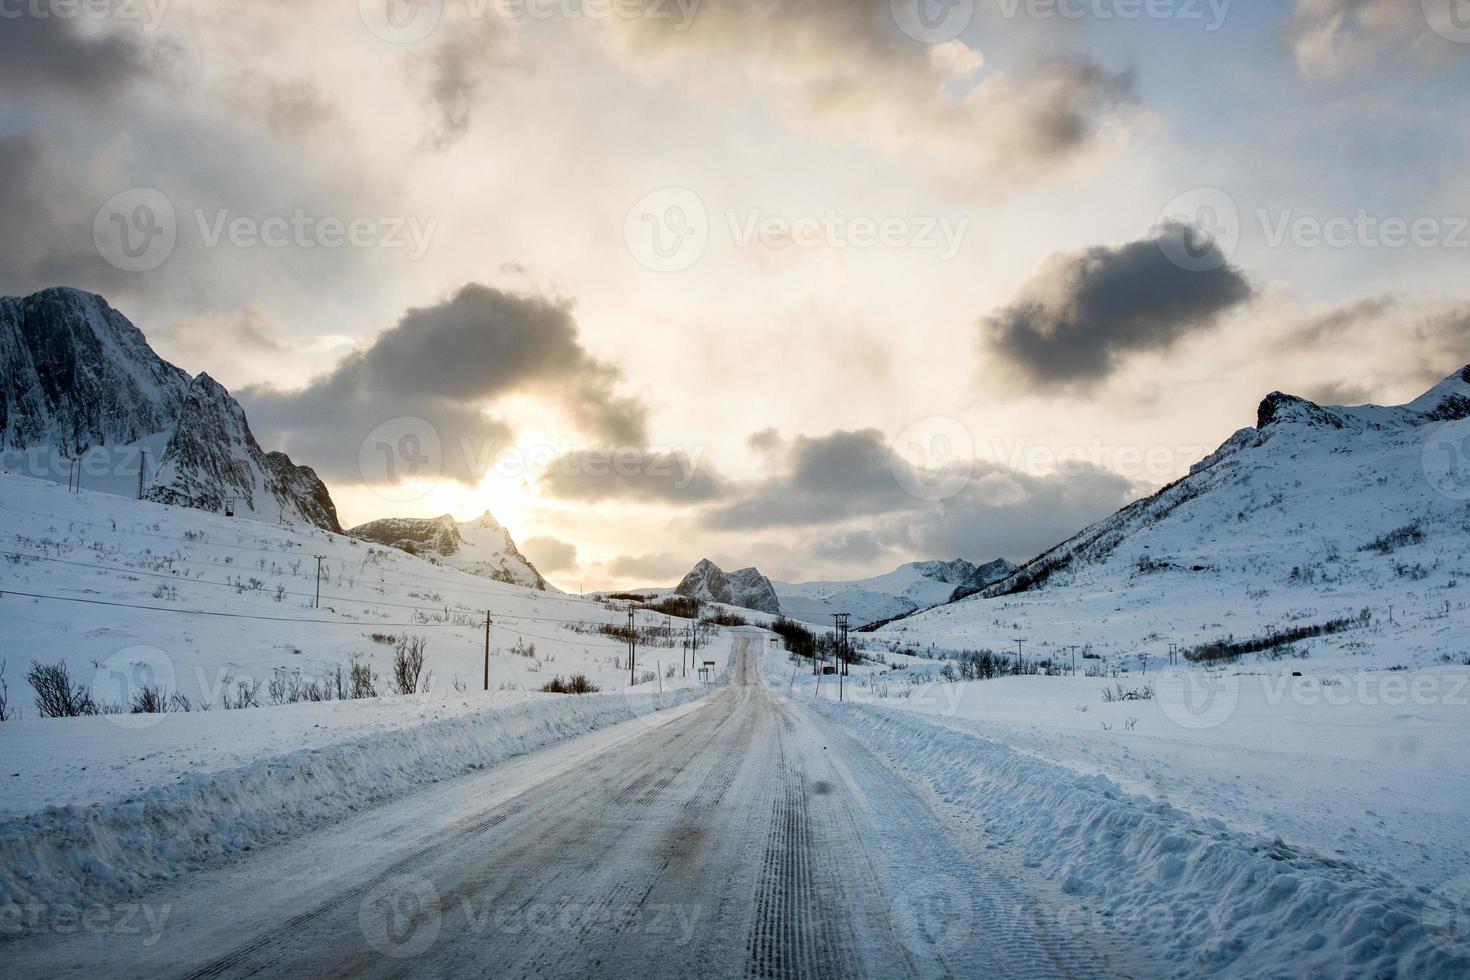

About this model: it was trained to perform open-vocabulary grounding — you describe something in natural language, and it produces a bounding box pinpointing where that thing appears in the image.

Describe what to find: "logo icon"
[1424,0,1470,43]
[1155,187,1240,273]
[358,417,444,502]
[1158,668,1240,730]
[890,0,974,44]
[624,187,709,272]
[359,0,443,43]
[359,875,442,958]
[93,645,177,729]
[892,874,974,955]
[1423,418,1470,501]
[93,189,176,273]
[890,417,975,502]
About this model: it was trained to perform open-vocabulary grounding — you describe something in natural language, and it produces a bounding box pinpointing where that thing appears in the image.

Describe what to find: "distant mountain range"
[0,287,341,531]
[775,558,1016,628]
[349,512,550,591]
[669,556,1017,626]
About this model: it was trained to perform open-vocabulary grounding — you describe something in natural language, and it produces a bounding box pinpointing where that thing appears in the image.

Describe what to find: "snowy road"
[6,633,1124,978]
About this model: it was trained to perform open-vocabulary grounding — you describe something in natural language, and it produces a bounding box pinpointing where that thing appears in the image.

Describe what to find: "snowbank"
[810,699,1470,978]
[0,686,708,922]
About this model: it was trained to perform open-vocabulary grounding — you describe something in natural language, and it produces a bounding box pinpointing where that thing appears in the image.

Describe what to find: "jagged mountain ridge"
[348,512,551,591]
[675,559,783,615]
[0,287,341,532]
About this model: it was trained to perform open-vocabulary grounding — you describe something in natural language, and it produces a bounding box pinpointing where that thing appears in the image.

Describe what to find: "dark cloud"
[537,449,726,504]
[0,132,136,296]
[880,462,1137,562]
[241,283,650,484]
[703,429,914,530]
[521,535,578,575]
[981,223,1253,391]
[697,426,1137,565]
[0,12,161,103]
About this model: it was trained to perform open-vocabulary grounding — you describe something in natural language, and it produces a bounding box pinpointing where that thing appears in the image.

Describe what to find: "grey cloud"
[241,283,649,484]
[603,4,1136,188]
[0,132,136,296]
[880,462,1137,562]
[703,429,915,530]
[1287,0,1467,79]
[537,448,727,504]
[417,19,517,150]
[700,425,1137,569]
[521,535,579,574]
[0,12,162,102]
[981,222,1254,391]
[1301,380,1377,406]
[606,552,688,584]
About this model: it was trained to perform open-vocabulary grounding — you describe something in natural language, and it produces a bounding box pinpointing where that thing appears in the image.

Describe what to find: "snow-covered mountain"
[674,559,783,614]
[0,287,341,532]
[775,557,1016,628]
[880,367,1470,666]
[348,511,551,591]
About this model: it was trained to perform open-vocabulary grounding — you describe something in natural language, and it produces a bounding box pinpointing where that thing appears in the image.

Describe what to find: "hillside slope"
[879,367,1470,668]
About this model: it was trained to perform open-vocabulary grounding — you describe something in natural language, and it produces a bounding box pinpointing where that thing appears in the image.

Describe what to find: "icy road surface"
[5,633,1124,978]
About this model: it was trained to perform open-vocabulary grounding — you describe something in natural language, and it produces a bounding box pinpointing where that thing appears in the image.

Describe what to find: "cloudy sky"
[5,0,1469,588]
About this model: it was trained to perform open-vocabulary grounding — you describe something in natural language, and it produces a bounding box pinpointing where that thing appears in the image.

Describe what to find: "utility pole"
[313,556,326,608]
[1070,645,1078,676]
[628,608,636,687]
[136,449,147,500]
[832,613,850,702]
[483,613,493,691]
[682,638,689,678]
[1015,638,1024,674]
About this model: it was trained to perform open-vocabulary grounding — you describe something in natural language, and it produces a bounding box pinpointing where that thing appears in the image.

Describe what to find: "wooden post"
[483,613,492,691]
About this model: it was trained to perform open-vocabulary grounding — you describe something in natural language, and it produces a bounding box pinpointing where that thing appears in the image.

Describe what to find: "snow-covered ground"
[0,471,727,913]
[763,642,1470,976]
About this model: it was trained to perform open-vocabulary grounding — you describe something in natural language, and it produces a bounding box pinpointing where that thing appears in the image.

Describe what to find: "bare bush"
[222,677,262,710]
[27,661,98,717]
[349,653,378,699]
[0,659,12,721]
[390,635,428,695]
[541,673,599,694]
[1100,682,1156,703]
